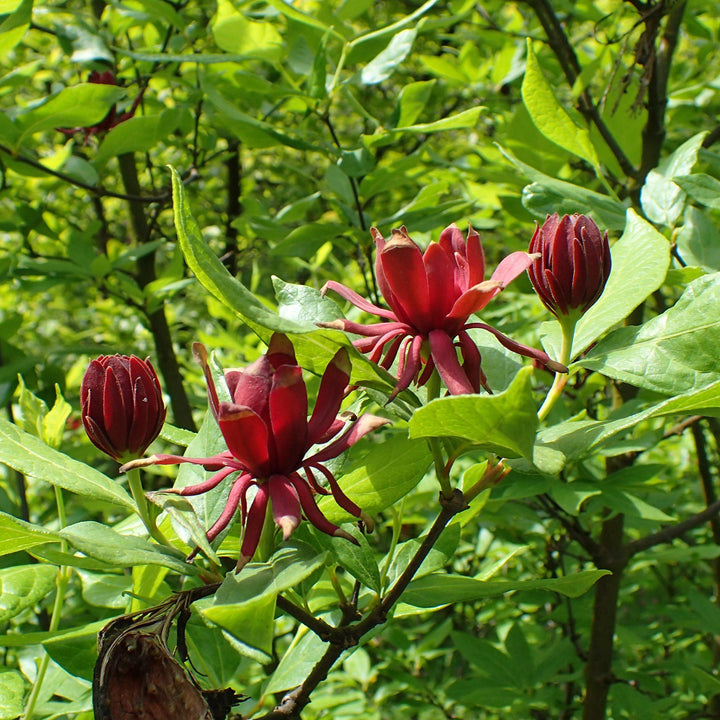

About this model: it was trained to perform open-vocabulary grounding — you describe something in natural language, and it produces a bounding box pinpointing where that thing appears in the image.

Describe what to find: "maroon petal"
[428,329,475,395]
[457,330,485,394]
[303,465,331,495]
[368,328,407,364]
[287,473,356,543]
[269,364,308,472]
[269,474,302,540]
[464,322,568,373]
[229,355,273,423]
[490,250,540,287]
[465,225,486,287]
[120,451,243,473]
[322,280,397,320]
[305,413,390,465]
[102,365,130,452]
[217,404,271,476]
[238,483,270,570]
[206,473,254,543]
[267,333,298,369]
[447,280,503,321]
[167,466,238,497]
[389,334,424,401]
[192,343,220,419]
[308,462,363,519]
[424,241,458,324]
[308,348,350,445]
[379,227,432,330]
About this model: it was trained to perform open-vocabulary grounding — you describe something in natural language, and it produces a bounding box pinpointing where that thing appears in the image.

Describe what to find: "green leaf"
[309,525,381,592]
[42,622,99,681]
[14,83,126,147]
[318,434,432,523]
[396,80,436,128]
[522,40,599,169]
[273,277,344,325]
[674,173,720,209]
[676,206,720,272]
[58,522,197,574]
[539,380,720,462]
[214,544,327,607]
[498,145,627,231]
[200,593,275,662]
[146,492,221,564]
[402,569,610,607]
[265,626,328,694]
[42,384,72,448]
[0,511,60,557]
[360,28,416,85]
[94,115,168,165]
[212,0,283,60]
[394,106,483,134]
[408,367,537,460]
[0,418,134,508]
[579,272,720,394]
[541,209,671,361]
[170,166,310,334]
[0,564,57,623]
[0,670,24,720]
[640,132,707,227]
[0,0,32,56]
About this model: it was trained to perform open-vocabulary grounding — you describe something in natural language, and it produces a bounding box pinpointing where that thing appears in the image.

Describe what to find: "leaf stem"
[126,467,173,547]
[537,315,576,422]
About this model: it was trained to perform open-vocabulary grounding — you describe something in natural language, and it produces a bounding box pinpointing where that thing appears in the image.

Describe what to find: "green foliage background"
[2,1,720,719]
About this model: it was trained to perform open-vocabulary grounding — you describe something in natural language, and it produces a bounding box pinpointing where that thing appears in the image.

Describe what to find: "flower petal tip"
[334,527,359,545]
[235,554,252,573]
[360,511,375,532]
[119,455,159,473]
[546,359,569,374]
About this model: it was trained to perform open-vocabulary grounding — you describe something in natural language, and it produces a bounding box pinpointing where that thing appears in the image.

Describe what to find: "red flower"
[81,355,166,462]
[528,213,611,318]
[322,224,565,397]
[58,70,144,142]
[122,334,388,571]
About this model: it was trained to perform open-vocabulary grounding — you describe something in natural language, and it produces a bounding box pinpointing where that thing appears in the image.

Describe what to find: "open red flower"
[122,334,388,570]
[322,224,565,397]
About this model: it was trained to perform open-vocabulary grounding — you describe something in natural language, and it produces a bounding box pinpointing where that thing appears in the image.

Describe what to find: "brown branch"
[275,596,342,644]
[0,142,170,203]
[261,489,468,719]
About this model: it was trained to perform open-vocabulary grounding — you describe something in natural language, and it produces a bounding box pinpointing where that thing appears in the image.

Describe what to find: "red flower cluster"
[59,70,144,142]
[81,355,166,462]
[123,334,387,570]
[323,224,564,397]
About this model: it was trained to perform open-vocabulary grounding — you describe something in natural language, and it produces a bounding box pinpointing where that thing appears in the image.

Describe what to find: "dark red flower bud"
[81,355,166,462]
[528,213,611,318]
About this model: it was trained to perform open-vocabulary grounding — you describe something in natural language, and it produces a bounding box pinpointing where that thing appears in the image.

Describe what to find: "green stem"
[537,316,577,422]
[22,490,70,720]
[424,369,453,498]
[126,466,172,547]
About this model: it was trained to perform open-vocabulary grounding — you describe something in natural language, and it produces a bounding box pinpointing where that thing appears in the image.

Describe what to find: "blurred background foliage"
[3,0,720,718]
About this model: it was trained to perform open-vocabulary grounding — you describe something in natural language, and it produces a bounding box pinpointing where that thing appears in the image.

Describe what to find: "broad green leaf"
[146,492,221,564]
[78,571,132,609]
[0,670,24,720]
[402,569,610,607]
[408,366,537,460]
[42,385,72,448]
[42,622,100,682]
[394,106,483,134]
[95,115,169,165]
[170,166,310,334]
[522,40,599,169]
[212,0,282,60]
[539,379,720,462]
[676,206,720,272]
[0,418,134,508]
[541,209,671,361]
[0,511,60,557]
[318,435,432,523]
[579,272,720,394]
[498,146,627,231]
[396,80,436,128]
[360,29,416,85]
[309,525,381,592]
[273,277,344,325]
[14,83,126,147]
[59,522,197,574]
[265,626,327,694]
[133,0,187,29]
[215,545,326,607]
[200,593,275,661]
[674,173,720,209]
[0,0,31,56]
[640,132,707,227]
[0,564,57,623]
